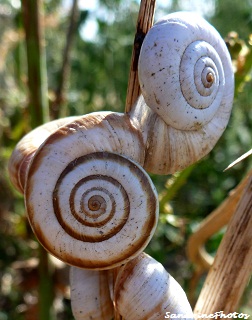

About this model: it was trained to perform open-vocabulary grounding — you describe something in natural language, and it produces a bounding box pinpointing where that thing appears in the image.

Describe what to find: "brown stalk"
[194,173,252,313]
[114,4,157,319]
[125,0,156,113]
[187,169,252,271]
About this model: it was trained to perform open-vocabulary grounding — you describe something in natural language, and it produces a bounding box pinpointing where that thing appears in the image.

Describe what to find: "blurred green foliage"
[0,0,252,319]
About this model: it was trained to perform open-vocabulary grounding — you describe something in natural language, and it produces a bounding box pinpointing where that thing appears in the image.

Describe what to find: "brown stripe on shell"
[27,112,145,182]
[103,113,146,163]
[98,270,114,319]
[12,150,36,194]
[52,153,130,242]
[114,253,178,320]
[26,151,158,269]
[24,112,156,269]
[114,253,145,305]
[54,171,129,242]
[9,116,80,194]
[76,184,118,226]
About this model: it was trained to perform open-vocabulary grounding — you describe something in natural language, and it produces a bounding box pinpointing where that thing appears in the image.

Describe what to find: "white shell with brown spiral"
[136,11,234,174]
[23,112,159,270]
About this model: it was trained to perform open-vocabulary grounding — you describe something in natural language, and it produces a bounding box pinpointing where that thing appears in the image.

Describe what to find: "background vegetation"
[0,0,251,319]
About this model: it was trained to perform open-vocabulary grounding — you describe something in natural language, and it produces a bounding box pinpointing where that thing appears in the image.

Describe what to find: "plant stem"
[21,1,53,319]
[194,174,252,312]
[22,0,49,129]
[51,0,79,119]
[125,0,156,113]
[159,165,195,211]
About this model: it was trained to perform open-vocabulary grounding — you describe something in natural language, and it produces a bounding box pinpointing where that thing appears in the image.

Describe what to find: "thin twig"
[125,0,156,113]
[119,1,156,318]
[51,0,79,119]
[224,148,252,171]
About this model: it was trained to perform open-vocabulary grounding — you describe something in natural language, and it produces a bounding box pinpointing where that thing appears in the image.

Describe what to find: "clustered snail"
[8,12,234,320]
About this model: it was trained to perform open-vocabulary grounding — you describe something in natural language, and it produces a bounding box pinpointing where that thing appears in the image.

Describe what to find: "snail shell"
[24,112,159,269]
[114,252,194,320]
[70,266,114,320]
[8,116,79,194]
[136,11,234,174]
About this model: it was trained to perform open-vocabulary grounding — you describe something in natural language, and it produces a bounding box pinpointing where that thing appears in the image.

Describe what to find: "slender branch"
[50,0,79,119]
[22,0,49,128]
[224,148,252,171]
[125,0,156,113]
[21,1,53,319]
[194,174,252,313]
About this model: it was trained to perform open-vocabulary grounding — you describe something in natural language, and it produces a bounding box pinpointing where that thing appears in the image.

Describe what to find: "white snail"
[70,253,194,320]
[114,253,194,320]
[9,112,159,270]
[136,11,234,174]
[70,267,114,320]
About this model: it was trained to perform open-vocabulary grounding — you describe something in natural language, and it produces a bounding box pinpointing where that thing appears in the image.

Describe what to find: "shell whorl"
[138,11,234,131]
[25,112,158,269]
[70,267,114,320]
[114,252,194,320]
[8,116,79,194]
[132,11,234,175]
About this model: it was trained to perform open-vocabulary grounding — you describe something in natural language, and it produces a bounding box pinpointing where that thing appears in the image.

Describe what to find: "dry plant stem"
[225,148,252,171]
[122,2,156,316]
[125,0,156,113]
[194,174,252,313]
[187,169,252,270]
[121,3,156,315]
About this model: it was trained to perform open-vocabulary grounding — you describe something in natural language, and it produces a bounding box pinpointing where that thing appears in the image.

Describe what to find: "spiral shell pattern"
[25,113,158,269]
[138,11,234,131]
